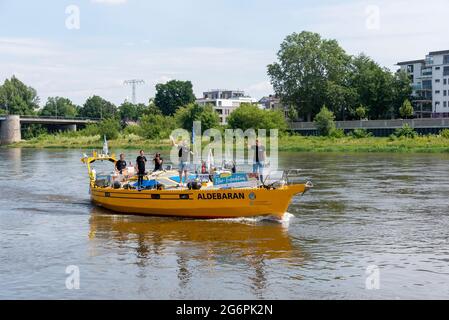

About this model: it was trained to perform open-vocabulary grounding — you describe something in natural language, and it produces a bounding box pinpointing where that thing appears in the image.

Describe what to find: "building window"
[445,90,447,96]
[445,79,448,85]
[435,90,440,94]
[436,79,440,83]
[445,102,448,108]
[444,55,449,64]
[436,67,441,70]
[423,80,432,89]
[407,65,414,73]
[444,66,449,76]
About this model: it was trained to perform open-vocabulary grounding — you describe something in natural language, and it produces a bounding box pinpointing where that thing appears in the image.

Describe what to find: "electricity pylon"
[124,79,145,104]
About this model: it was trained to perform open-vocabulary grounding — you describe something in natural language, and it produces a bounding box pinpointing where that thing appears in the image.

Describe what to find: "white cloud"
[0,38,273,105]
[296,0,449,69]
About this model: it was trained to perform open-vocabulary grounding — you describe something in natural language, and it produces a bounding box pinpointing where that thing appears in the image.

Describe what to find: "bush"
[22,124,47,140]
[355,105,367,120]
[394,124,416,138]
[123,124,143,136]
[227,103,288,133]
[174,103,220,132]
[399,99,414,119]
[80,118,120,140]
[314,106,335,136]
[329,128,345,138]
[98,118,121,140]
[440,129,449,139]
[139,114,175,140]
[350,128,373,139]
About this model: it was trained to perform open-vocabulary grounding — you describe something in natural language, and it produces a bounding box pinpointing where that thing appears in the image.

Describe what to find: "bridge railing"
[18,115,101,121]
[291,118,449,130]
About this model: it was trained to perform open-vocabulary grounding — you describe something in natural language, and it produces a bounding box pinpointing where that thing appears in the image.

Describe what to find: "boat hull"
[90,184,308,219]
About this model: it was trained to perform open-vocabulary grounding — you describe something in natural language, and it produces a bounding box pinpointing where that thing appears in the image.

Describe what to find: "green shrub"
[22,124,47,139]
[98,118,121,140]
[355,105,367,120]
[399,99,414,119]
[394,124,416,138]
[123,124,143,136]
[314,106,335,136]
[350,128,373,139]
[139,114,175,140]
[226,103,288,133]
[440,129,449,139]
[329,128,345,138]
[79,119,120,140]
[174,103,221,132]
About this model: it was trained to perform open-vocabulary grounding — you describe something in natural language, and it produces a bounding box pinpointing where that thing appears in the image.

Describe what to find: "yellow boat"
[82,152,312,219]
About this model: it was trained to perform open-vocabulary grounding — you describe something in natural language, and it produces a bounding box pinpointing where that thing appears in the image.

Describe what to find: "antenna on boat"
[103,135,109,155]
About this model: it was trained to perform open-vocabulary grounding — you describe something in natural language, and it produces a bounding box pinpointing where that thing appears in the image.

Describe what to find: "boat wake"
[204,212,294,227]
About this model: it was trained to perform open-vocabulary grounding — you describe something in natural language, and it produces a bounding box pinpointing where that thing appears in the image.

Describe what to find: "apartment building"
[259,95,290,118]
[397,50,449,118]
[196,89,256,124]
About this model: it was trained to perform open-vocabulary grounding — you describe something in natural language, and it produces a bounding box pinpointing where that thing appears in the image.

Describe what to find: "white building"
[397,50,449,118]
[196,89,256,124]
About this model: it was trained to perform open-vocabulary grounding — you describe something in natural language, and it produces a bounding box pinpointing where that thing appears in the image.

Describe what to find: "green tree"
[227,103,288,132]
[155,80,196,116]
[79,95,117,119]
[174,103,220,132]
[392,71,413,118]
[399,99,414,119]
[347,54,406,120]
[286,105,298,121]
[119,102,147,122]
[268,31,352,121]
[142,99,163,116]
[40,97,78,118]
[139,114,176,140]
[314,105,336,136]
[355,105,367,120]
[0,76,39,115]
[84,118,121,140]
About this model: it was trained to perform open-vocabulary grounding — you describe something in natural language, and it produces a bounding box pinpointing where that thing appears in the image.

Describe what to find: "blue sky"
[1,0,448,106]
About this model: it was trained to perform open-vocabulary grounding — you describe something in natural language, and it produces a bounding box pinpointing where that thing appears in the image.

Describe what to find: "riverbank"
[8,133,449,153]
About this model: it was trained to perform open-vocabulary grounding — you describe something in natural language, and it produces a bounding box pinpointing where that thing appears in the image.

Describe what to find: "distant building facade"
[258,94,291,118]
[397,50,449,118]
[196,89,256,124]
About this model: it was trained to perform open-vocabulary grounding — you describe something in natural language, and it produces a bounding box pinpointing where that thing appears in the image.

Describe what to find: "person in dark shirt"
[251,139,266,182]
[136,150,147,190]
[115,153,127,174]
[153,153,163,172]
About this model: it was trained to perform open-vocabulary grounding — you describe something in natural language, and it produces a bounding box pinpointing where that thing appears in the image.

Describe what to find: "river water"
[0,148,448,299]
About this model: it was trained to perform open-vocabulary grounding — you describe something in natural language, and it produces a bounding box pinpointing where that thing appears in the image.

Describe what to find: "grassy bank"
[12,134,172,150]
[10,133,449,153]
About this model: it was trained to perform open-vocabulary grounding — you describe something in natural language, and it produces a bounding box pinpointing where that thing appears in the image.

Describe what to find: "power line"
[124,79,145,104]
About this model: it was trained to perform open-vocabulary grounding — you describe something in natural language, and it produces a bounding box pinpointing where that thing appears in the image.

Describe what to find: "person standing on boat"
[136,150,147,190]
[115,153,127,174]
[251,139,266,183]
[153,153,163,172]
[170,136,193,187]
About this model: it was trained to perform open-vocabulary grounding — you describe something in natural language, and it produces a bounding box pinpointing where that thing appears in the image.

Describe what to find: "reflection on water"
[1,148,449,299]
[88,207,304,296]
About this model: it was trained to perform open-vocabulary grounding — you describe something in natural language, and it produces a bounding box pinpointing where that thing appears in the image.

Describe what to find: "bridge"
[291,118,449,136]
[0,115,99,145]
